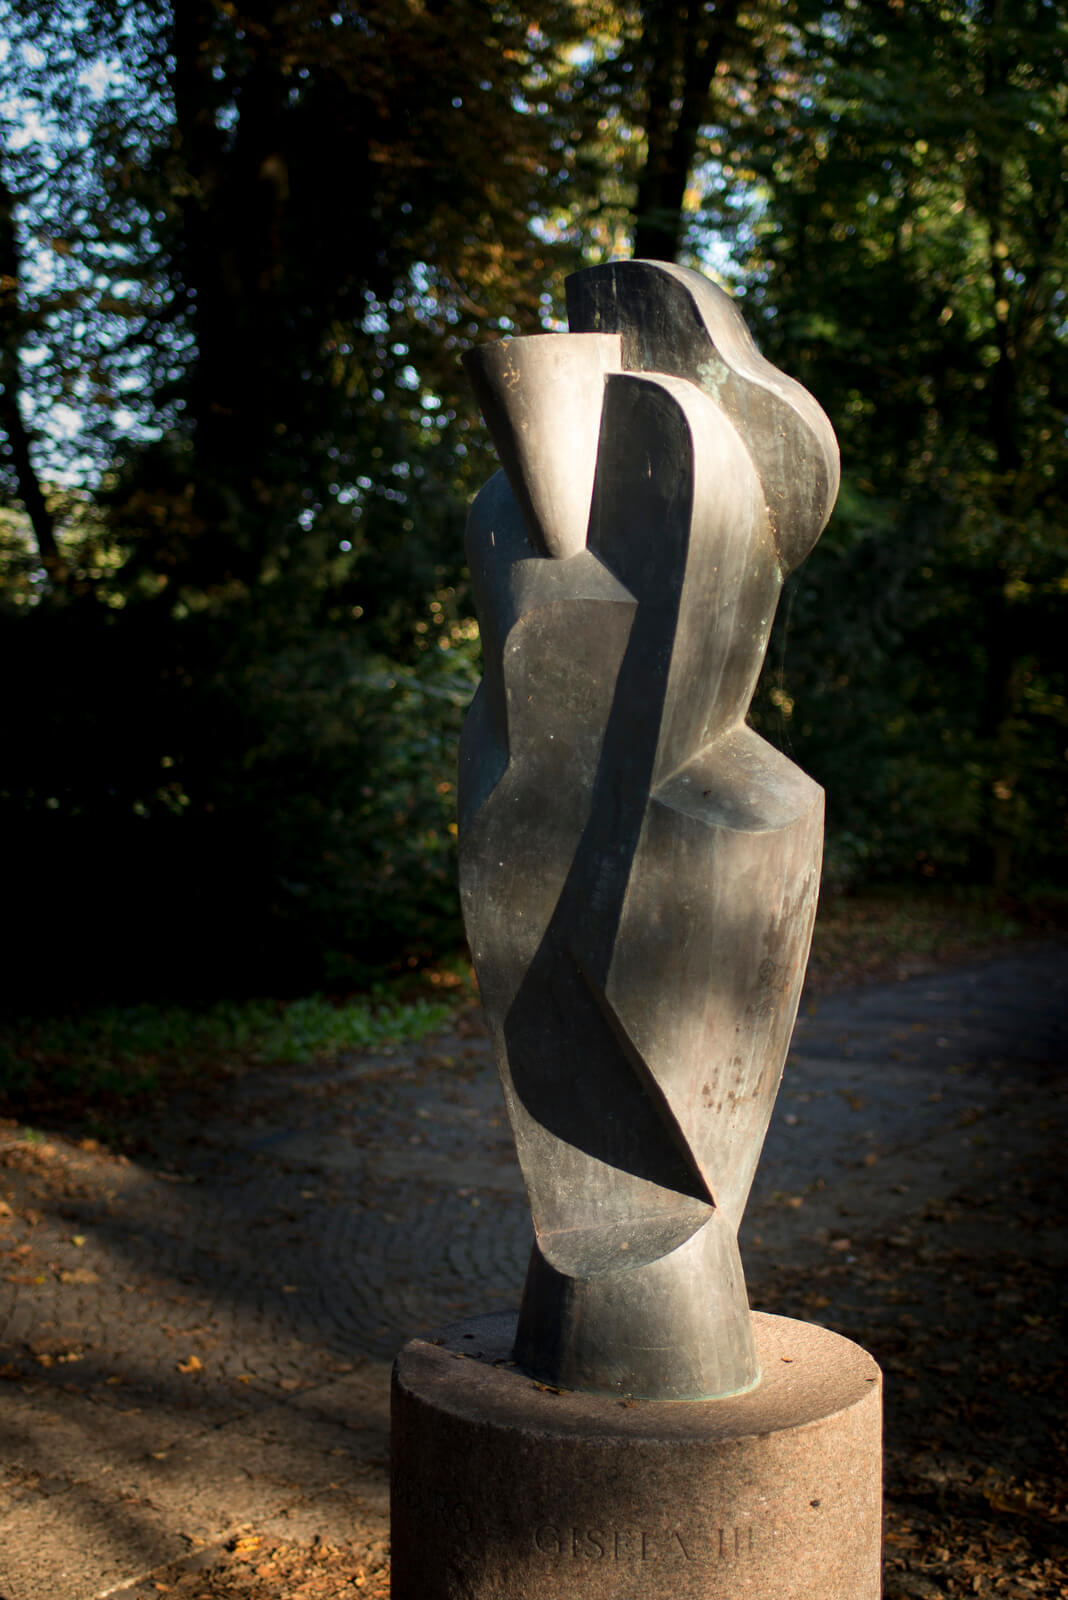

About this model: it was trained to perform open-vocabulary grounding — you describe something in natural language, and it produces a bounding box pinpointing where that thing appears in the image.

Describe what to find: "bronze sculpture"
[459,260,839,1400]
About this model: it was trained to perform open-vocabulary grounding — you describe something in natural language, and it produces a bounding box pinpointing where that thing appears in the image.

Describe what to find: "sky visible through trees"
[0,0,1065,1003]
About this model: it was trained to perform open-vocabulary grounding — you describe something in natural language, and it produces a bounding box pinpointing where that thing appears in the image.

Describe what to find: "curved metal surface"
[459,261,837,1399]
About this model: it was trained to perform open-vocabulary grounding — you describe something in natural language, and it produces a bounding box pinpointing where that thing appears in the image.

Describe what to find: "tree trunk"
[632,0,742,262]
[975,0,1022,888]
[171,0,294,587]
[0,166,60,571]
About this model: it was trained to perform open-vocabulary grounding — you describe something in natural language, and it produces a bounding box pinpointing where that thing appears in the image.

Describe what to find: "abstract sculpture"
[458,260,840,1401]
[390,263,881,1600]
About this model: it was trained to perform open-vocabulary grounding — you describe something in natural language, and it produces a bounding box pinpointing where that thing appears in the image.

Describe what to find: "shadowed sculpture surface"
[459,260,839,1400]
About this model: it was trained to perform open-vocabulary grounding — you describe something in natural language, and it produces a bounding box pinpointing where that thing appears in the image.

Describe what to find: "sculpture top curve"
[566,259,840,574]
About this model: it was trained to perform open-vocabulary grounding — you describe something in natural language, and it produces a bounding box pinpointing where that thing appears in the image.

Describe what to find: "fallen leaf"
[58,1267,99,1285]
[177,1354,202,1375]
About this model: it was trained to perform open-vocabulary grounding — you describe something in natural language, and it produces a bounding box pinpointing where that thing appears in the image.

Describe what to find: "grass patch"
[0,964,473,1113]
[2,889,1061,1124]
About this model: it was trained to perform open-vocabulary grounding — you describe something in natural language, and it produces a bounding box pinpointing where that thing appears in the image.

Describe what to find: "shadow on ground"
[0,946,1065,1599]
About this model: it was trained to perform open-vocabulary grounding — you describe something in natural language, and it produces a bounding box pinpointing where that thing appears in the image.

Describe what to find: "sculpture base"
[391,1311,882,1600]
[515,1216,759,1400]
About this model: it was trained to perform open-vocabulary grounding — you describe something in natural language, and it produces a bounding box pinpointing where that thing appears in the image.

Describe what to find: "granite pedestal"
[391,1311,882,1600]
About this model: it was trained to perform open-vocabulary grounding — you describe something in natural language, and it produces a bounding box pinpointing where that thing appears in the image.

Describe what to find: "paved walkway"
[0,945,1064,1599]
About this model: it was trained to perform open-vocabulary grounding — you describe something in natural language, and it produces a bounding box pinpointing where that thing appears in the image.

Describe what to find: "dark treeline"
[1,0,1064,1004]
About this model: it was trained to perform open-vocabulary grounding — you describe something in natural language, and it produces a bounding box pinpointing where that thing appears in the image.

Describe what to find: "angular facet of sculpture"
[458,260,839,1402]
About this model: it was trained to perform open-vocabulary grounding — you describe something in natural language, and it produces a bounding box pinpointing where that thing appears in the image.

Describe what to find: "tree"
[575,0,1067,891]
[4,0,1063,1007]
[0,162,59,570]
[627,0,745,260]
[0,0,618,1002]
[701,0,1068,889]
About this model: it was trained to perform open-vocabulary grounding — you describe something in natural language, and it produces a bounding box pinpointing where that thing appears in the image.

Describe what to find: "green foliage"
[0,1,616,1000]
[1,0,1065,1013]
[714,0,1068,890]
[0,982,460,1103]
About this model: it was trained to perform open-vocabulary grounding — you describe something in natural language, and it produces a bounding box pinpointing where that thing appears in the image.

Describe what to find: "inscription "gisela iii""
[532,1524,789,1562]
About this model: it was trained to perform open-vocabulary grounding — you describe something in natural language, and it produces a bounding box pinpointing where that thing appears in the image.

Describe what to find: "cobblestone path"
[0,945,1064,1599]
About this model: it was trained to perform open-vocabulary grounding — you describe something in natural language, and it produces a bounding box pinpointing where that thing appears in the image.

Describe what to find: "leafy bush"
[1,589,478,1007]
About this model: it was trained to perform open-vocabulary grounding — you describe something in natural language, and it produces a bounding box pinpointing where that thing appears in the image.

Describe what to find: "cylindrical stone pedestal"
[391,1310,882,1600]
